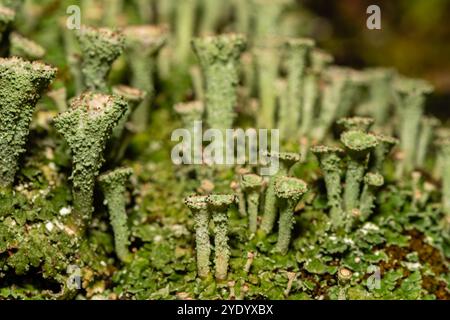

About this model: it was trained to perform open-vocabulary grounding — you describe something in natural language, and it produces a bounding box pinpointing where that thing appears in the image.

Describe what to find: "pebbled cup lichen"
[98,167,133,263]
[76,26,124,92]
[192,33,246,130]
[0,57,56,189]
[53,92,127,233]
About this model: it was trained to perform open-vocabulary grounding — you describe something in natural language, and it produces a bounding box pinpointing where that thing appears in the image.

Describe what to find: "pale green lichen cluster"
[76,26,124,92]
[98,167,133,263]
[53,92,128,233]
[0,57,56,189]
[192,33,246,130]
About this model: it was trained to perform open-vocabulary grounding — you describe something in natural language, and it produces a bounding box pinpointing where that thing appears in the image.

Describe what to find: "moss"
[0,57,56,189]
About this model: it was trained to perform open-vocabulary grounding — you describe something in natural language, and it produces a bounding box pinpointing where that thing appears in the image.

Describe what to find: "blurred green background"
[300,0,450,118]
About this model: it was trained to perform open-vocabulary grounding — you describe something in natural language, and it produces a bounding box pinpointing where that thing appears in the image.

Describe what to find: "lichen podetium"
[192,33,246,130]
[311,146,345,230]
[54,92,128,233]
[0,57,56,189]
[206,194,236,281]
[274,176,308,255]
[185,195,211,279]
[98,167,134,263]
[76,26,124,92]
[341,130,378,212]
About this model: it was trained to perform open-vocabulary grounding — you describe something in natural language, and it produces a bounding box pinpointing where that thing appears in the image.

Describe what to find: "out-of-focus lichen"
[76,26,124,92]
[9,32,45,60]
[239,173,264,235]
[192,33,246,130]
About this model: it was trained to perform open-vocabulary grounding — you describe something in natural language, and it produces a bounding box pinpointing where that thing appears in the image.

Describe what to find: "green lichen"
[365,68,395,125]
[416,117,440,168]
[76,26,124,92]
[371,134,398,172]
[274,176,308,254]
[341,130,378,212]
[283,38,315,137]
[0,57,56,189]
[261,152,301,235]
[240,173,264,235]
[394,77,433,176]
[98,167,133,263]
[123,25,167,131]
[184,195,211,279]
[359,172,384,221]
[53,92,127,233]
[206,194,236,280]
[337,116,374,133]
[437,139,450,216]
[192,33,246,130]
[311,146,345,229]
[9,32,45,60]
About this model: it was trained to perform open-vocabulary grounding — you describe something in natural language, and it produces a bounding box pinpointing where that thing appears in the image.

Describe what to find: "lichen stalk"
[207,194,236,280]
[261,152,300,235]
[192,33,246,130]
[359,172,384,221]
[0,57,56,189]
[371,134,398,172]
[416,117,440,168]
[0,6,15,45]
[311,146,345,229]
[53,92,127,233]
[274,177,308,255]
[98,167,133,263]
[76,26,124,92]
[341,130,378,211]
[185,195,211,279]
[240,174,264,235]
[124,25,168,131]
[283,38,314,137]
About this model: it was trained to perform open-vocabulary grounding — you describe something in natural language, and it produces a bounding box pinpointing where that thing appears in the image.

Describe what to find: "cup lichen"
[0,57,56,189]
[206,194,236,280]
[192,33,246,130]
[274,176,308,254]
[53,92,128,233]
[98,167,133,263]
[260,152,301,235]
[239,173,264,235]
[341,130,378,212]
[184,195,211,279]
[76,26,124,92]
